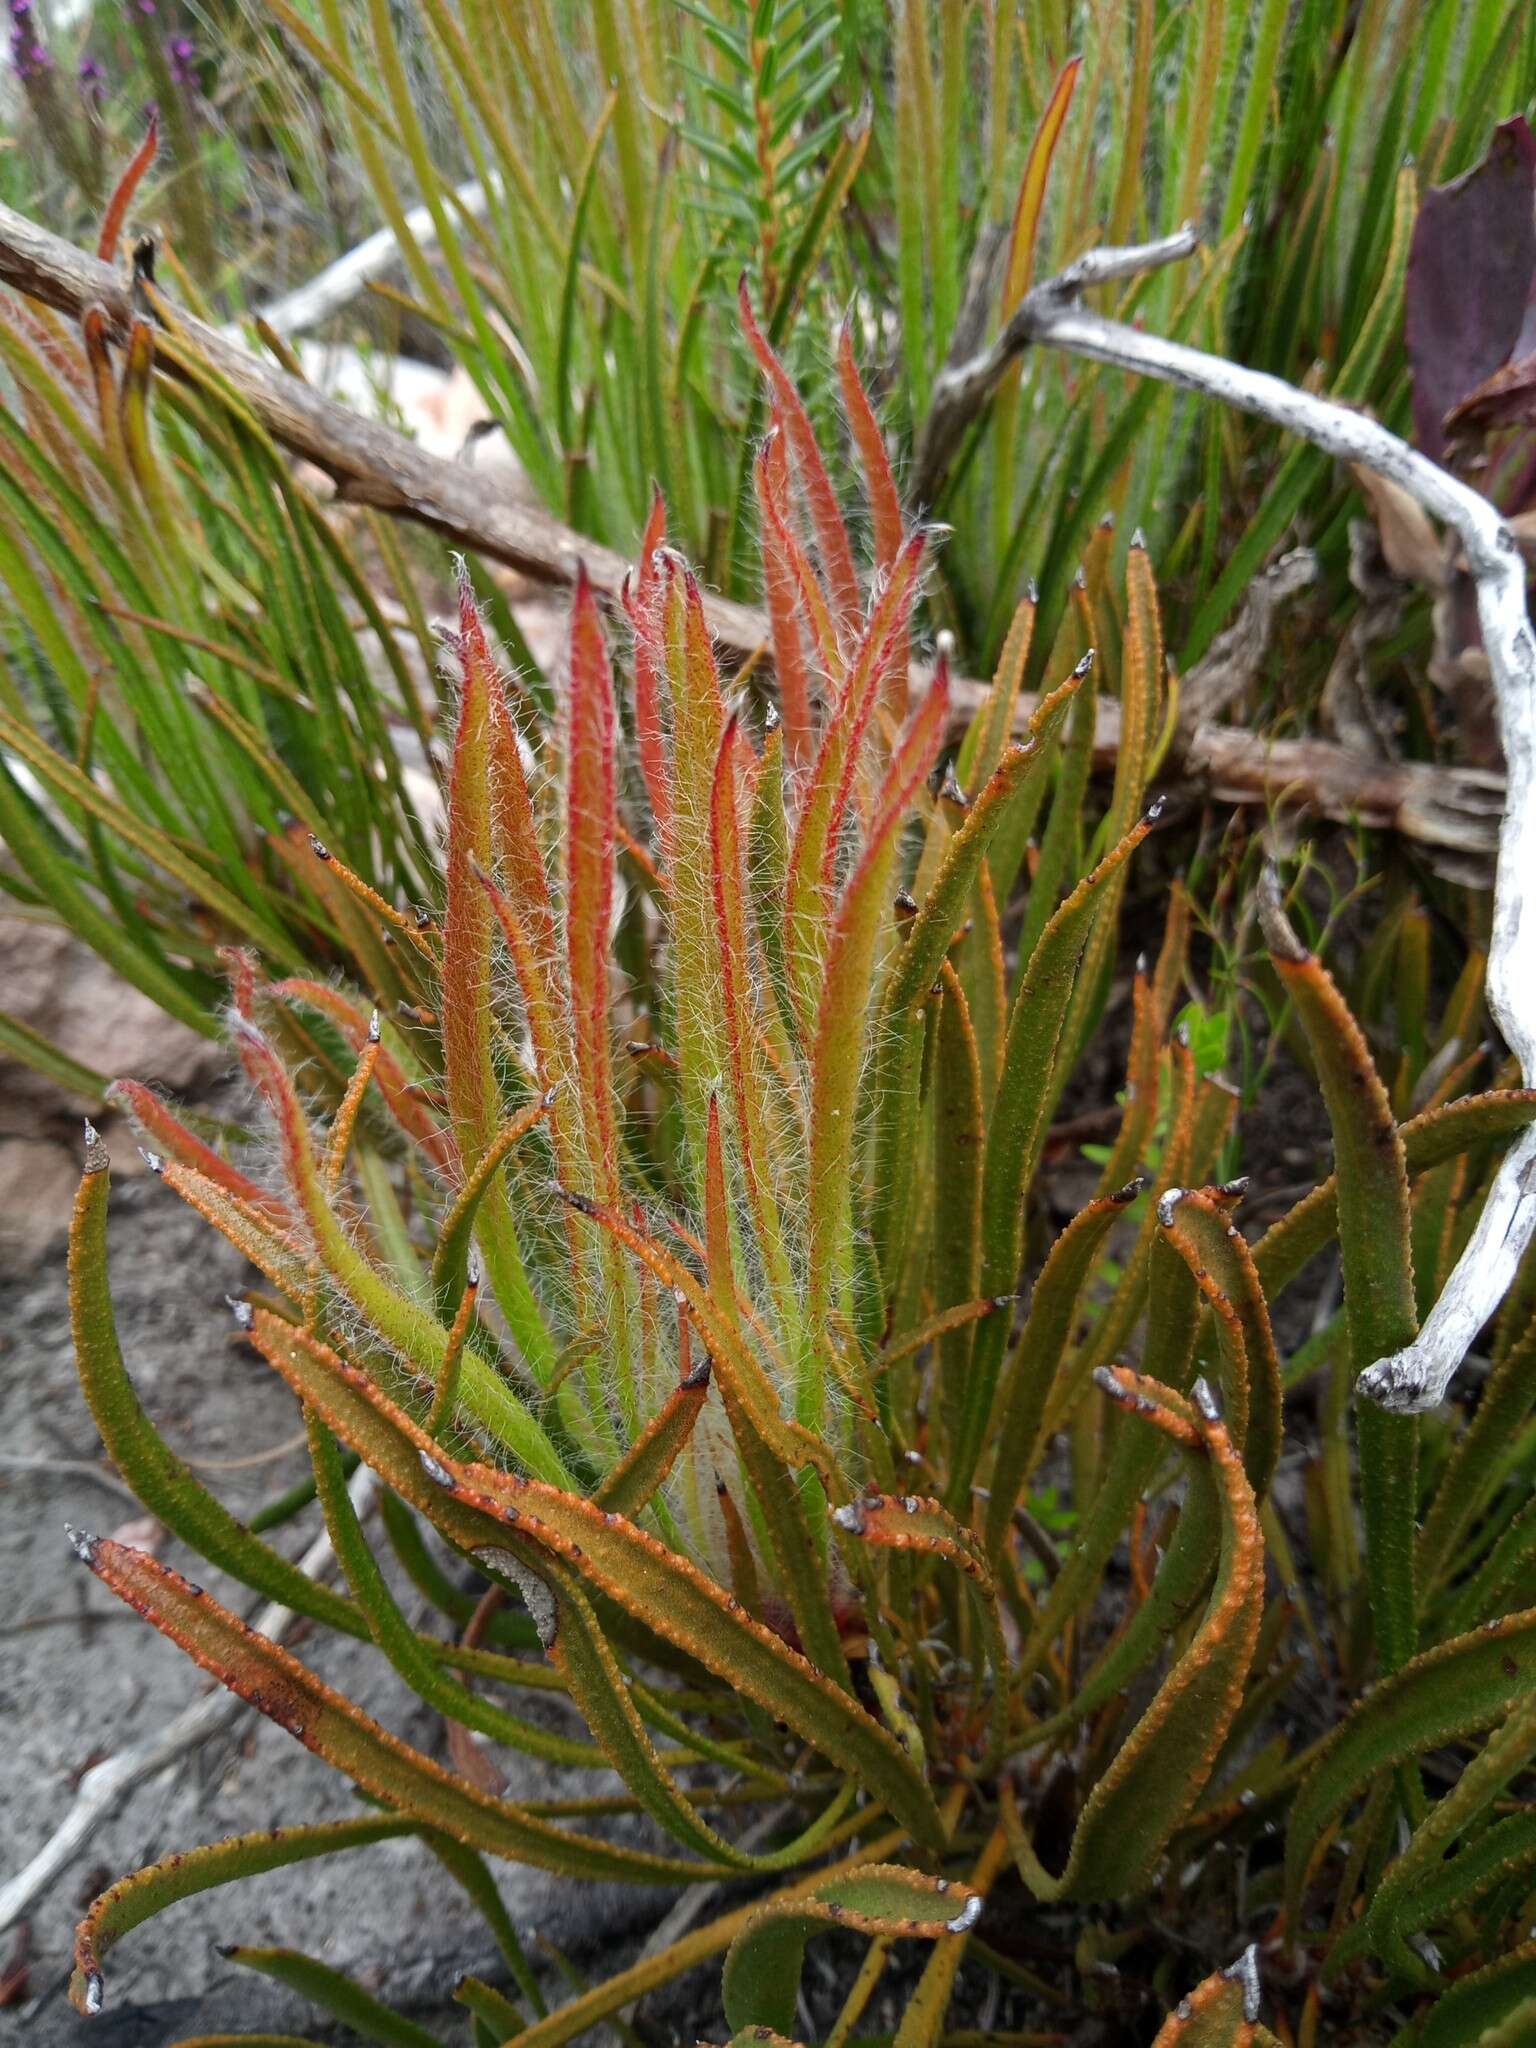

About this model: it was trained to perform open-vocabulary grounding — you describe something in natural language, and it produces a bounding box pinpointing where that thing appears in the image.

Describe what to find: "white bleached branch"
[248,176,492,341]
[926,232,1536,1413]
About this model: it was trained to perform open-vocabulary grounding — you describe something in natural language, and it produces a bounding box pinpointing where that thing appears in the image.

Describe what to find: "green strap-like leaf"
[67,1142,365,1638]
[1008,1370,1263,1903]
[1161,1189,1282,1503]
[1266,884,1417,1672]
[235,1018,574,1487]
[74,1531,713,1885]
[956,806,1159,1507]
[70,1817,413,2015]
[304,1416,604,1769]
[1019,1453,1222,1751]
[983,1180,1142,1564]
[1412,1943,1536,2048]
[1251,1091,1536,1304]
[249,1313,946,1853]
[722,1866,980,2037]
[1284,1608,1536,1928]
[1014,1226,1200,1684]
[1417,1310,1536,1601]
[218,1946,442,2048]
[592,1361,712,1517]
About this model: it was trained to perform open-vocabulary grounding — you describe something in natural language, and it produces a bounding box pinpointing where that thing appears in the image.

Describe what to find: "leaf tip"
[65,1523,100,1566]
[419,1449,455,1490]
[82,1119,108,1174]
[1220,1943,1261,2022]
[945,1892,982,1934]
[1258,862,1308,963]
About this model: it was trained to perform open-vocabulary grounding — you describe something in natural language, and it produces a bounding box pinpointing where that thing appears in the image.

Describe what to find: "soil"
[0,1167,679,2043]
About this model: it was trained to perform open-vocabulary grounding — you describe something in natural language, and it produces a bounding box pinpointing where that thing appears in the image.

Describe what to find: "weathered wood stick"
[0,199,1504,871]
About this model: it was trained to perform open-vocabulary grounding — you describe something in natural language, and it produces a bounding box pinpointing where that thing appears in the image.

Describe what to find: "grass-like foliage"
[12,0,1533,686]
[51,294,1536,2046]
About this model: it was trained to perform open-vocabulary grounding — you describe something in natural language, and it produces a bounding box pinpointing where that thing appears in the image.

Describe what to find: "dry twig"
[0,202,1502,860]
[935,227,1534,1411]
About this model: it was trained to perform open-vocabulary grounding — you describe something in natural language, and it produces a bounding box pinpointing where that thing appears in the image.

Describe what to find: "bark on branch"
[0,201,1502,866]
[0,197,767,660]
[931,229,1535,1413]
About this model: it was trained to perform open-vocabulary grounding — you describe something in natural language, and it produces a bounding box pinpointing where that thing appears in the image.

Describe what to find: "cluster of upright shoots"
[59,295,1536,2047]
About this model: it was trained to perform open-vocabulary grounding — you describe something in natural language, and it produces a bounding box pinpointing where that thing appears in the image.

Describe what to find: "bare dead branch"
[251,176,491,341]
[0,198,1501,867]
[0,198,766,657]
[965,230,1536,1412]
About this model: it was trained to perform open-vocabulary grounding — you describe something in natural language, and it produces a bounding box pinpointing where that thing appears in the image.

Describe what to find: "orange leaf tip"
[1092,1366,1158,1418]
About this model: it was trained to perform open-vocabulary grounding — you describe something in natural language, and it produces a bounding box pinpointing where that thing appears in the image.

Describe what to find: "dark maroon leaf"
[1405,117,1536,459]
[1446,351,1536,438]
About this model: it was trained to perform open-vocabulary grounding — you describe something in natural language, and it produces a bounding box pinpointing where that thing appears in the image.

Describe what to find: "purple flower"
[166,30,195,84]
[78,50,104,98]
[9,0,50,79]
